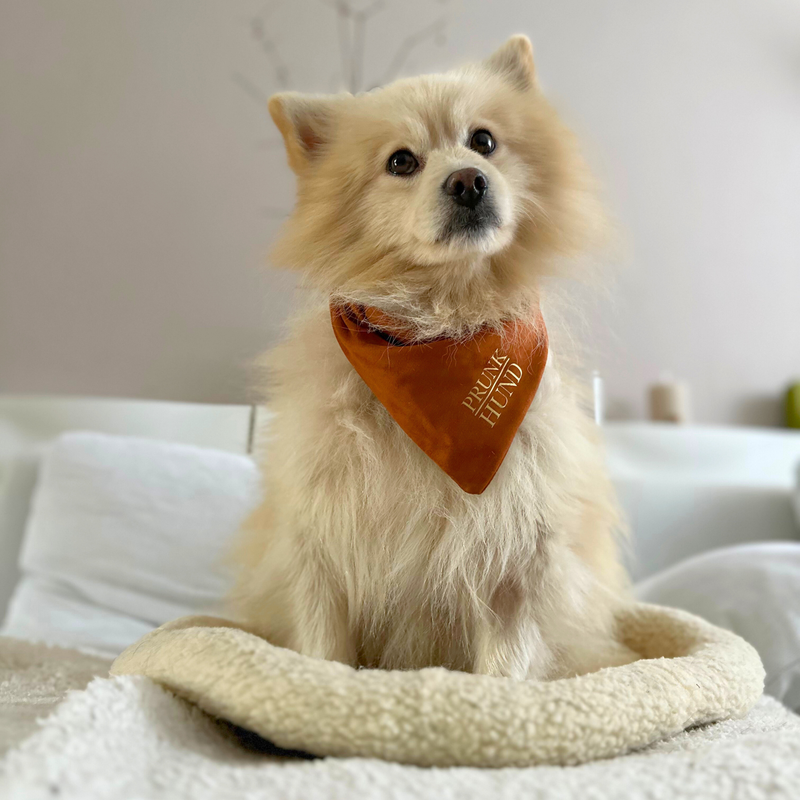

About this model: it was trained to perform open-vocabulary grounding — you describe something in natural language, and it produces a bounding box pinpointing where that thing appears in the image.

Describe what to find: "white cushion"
[0,444,41,622]
[3,577,155,657]
[636,542,800,712]
[1,432,261,655]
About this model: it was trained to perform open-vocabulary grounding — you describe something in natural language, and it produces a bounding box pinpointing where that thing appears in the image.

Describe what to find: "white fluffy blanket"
[2,674,799,800]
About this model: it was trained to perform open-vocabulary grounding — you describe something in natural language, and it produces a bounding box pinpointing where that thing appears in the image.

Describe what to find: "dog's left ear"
[483,35,536,90]
[268,92,342,174]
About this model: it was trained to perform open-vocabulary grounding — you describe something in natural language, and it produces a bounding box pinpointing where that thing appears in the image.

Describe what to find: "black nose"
[444,168,488,209]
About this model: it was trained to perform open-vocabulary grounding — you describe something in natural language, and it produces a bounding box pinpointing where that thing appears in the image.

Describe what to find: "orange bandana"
[331,304,549,494]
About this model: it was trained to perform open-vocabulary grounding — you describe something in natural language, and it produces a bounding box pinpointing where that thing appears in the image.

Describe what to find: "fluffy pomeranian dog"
[229,36,634,680]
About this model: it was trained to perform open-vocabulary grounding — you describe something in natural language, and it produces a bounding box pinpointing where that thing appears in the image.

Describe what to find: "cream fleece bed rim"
[110,602,765,768]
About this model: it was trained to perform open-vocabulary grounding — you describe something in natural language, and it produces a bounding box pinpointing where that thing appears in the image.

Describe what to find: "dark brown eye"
[387,149,419,176]
[469,129,495,156]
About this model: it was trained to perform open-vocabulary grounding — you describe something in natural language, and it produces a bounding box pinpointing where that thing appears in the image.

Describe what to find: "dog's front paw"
[473,622,552,681]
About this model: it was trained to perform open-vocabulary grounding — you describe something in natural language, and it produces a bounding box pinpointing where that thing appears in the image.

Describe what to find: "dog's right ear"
[483,35,537,91]
[268,92,340,174]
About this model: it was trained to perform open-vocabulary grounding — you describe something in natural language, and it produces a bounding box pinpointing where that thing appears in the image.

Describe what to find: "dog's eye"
[469,130,496,156]
[387,150,419,176]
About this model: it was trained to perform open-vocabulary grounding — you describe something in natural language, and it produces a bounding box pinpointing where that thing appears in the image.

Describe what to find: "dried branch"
[350,0,385,92]
[257,138,287,150]
[378,16,447,87]
[263,206,290,219]
[232,72,271,106]
[319,0,354,91]
[249,3,290,88]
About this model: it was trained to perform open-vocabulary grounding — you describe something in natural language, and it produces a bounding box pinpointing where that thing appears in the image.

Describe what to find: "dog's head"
[269,36,602,313]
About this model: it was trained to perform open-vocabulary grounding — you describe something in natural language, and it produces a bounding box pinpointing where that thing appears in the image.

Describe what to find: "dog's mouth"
[437,201,503,245]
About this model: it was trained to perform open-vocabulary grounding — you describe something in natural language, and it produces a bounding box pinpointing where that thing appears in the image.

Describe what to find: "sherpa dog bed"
[110,602,765,768]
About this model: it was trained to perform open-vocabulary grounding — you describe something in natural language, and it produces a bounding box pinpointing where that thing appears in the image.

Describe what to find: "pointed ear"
[483,35,536,90]
[268,92,340,173]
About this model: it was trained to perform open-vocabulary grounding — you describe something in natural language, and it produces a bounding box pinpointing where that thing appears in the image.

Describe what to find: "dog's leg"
[472,577,555,680]
[290,558,356,666]
[473,615,555,680]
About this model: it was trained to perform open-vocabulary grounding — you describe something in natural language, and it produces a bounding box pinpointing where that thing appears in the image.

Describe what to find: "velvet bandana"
[331,304,549,494]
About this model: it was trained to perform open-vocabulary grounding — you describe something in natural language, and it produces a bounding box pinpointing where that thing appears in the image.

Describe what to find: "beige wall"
[2,0,799,423]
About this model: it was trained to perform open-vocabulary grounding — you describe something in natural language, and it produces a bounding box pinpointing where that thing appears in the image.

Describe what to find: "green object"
[787,382,800,429]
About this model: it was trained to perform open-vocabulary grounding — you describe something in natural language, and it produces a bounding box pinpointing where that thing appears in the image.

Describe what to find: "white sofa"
[1,395,799,656]
[603,423,800,579]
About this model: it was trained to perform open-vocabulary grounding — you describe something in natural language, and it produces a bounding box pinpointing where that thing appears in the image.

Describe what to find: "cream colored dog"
[229,36,634,679]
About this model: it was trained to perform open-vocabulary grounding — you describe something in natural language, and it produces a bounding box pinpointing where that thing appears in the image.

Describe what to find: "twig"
[232,72,271,106]
[257,138,287,150]
[378,17,447,87]
[350,0,385,92]
[250,3,290,88]
[263,206,290,219]
[319,0,354,91]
